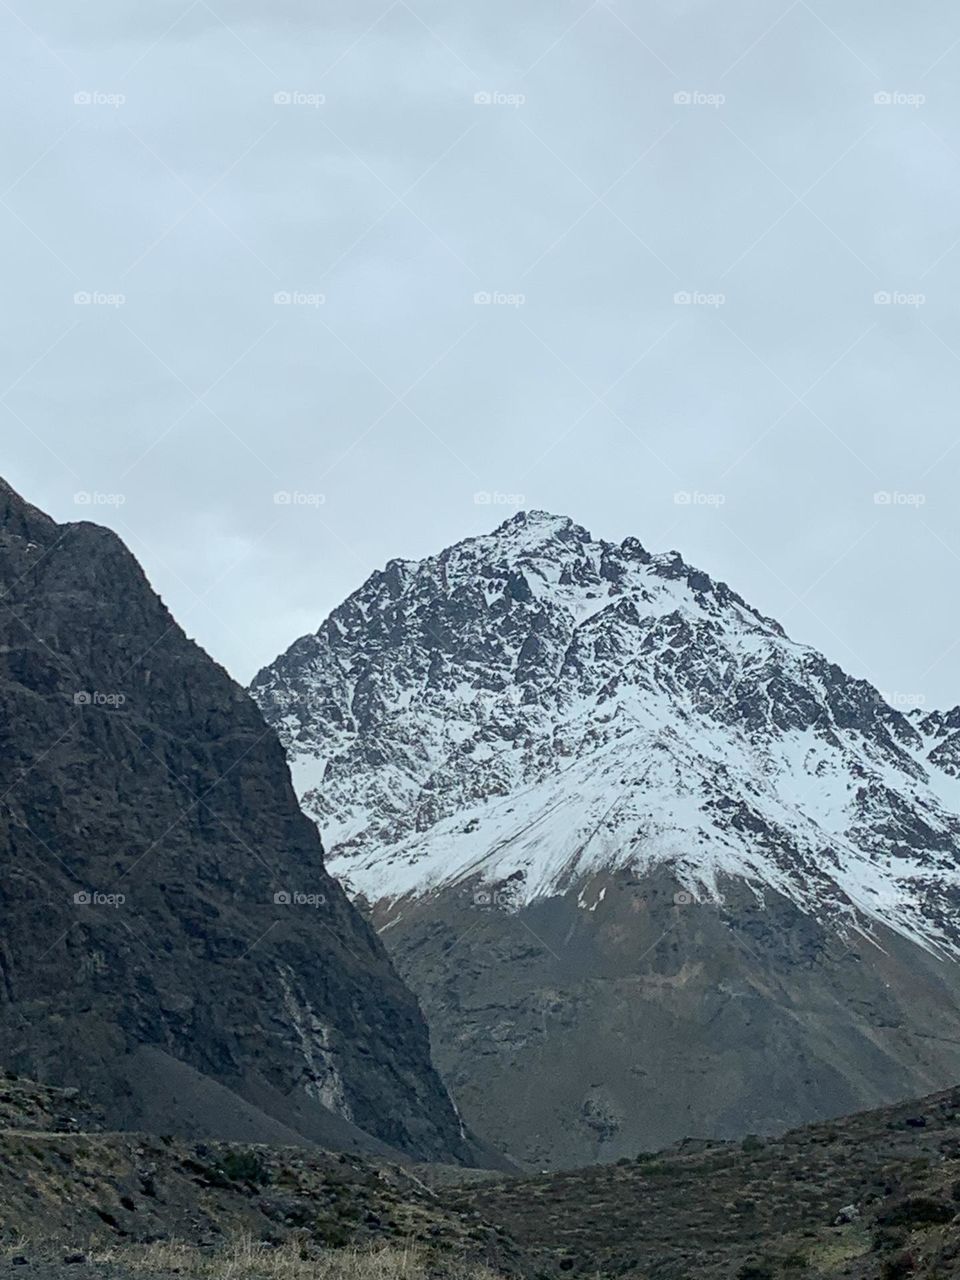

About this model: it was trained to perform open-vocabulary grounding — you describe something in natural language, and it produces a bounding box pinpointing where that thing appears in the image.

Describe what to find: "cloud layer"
[3,0,959,706]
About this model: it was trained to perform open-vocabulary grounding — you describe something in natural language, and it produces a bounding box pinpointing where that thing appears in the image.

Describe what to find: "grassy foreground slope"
[5,1076,960,1278]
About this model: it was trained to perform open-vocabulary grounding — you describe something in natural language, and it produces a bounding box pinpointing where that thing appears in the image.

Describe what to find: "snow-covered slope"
[251,511,960,957]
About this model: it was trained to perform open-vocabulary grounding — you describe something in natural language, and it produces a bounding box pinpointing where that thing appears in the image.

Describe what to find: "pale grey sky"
[3,1,960,707]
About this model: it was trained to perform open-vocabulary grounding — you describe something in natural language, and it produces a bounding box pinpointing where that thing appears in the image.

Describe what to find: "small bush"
[873,1227,908,1253]
[736,1262,775,1280]
[314,1221,353,1248]
[881,1251,917,1280]
[781,1253,808,1270]
[214,1148,270,1187]
[877,1197,955,1229]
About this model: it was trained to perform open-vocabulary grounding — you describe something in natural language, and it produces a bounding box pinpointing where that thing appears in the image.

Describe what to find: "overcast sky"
[3,1,959,706]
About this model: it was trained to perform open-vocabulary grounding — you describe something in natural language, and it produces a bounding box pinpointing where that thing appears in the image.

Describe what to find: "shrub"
[736,1262,775,1280]
[877,1197,955,1229]
[214,1148,271,1187]
[781,1253,808,1270]
[880,1252,917,1280]
[873,1227,908,1253]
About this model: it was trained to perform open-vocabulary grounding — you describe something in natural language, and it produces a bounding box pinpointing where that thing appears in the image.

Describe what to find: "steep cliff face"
[0,477,473,1164]
[252,510,960,1167]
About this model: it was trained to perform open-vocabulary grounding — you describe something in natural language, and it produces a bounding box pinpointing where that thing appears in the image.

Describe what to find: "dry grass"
[803,1226,872,1270]
[87,1233,505,1280]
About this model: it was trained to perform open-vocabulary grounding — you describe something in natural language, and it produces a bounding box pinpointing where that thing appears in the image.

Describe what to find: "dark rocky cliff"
[0,477,472,1163]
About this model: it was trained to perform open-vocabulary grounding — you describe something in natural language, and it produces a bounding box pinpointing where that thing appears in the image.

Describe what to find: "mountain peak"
[251,514,960,1167]
[253,511,960,955]
[495,508,584,533]
[486,508,593,552]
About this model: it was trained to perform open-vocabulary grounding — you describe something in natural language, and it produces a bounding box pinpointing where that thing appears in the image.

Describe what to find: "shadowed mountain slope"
[0,477,482,1165]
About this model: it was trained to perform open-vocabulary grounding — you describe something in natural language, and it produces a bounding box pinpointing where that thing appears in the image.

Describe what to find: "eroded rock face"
[252,509,960,1167]
[0,478,471,1163]
[374,868,960,1167]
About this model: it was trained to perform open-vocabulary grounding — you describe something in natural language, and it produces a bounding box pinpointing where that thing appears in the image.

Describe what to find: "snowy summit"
[251,511,960,957]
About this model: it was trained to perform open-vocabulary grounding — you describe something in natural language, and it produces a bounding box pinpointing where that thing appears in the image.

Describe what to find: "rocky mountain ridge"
[252,509,960,956]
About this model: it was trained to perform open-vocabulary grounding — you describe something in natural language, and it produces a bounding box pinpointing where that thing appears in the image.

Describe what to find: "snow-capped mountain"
[252,511,960,1167]
[252,510,960,954]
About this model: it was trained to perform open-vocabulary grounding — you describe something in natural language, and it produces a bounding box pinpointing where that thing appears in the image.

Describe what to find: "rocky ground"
[450,1084,960,1278]
[4,1079,960,1278]
[0,1077,103,1135]
[0,1130,513,1270]
[0,1077,516,1279]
